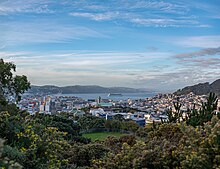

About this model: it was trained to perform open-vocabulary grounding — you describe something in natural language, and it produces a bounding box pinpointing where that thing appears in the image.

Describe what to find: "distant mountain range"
[28,85,148,94]
[174,79,220,96]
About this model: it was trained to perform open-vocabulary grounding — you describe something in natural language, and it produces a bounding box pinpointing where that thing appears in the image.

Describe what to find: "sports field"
[82,132,125,141]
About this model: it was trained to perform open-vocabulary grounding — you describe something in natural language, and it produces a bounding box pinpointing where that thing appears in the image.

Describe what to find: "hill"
[174,79,220,96]
[28,85,146,94]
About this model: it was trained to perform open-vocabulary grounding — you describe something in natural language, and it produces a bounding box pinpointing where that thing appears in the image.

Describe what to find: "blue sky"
[0,0,220,92]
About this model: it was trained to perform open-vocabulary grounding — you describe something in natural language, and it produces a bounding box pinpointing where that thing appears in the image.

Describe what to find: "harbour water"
[55,92,157,101]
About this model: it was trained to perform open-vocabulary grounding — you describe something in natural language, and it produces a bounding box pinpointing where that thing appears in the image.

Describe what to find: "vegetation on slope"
[0,59,220,169]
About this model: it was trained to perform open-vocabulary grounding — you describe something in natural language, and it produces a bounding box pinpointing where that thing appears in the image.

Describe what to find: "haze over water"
[54,92,156,101]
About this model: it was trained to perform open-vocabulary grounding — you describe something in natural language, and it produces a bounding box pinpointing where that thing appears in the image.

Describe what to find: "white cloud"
[125,1,188,14]
[173,36,220,48]
[0,0,210,28]
[1,50,172,88]
[0,51,30,58]
[67,0,208,28]
[0,0,54,15]
[70,12,120,21]
[1,49,219,91]
[1,20,106,45]
[0,0,188,16]
[70,11,202,27]
[130,17,199,27]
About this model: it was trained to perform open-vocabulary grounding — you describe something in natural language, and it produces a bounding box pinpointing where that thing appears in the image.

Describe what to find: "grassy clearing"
[82,132,125,141]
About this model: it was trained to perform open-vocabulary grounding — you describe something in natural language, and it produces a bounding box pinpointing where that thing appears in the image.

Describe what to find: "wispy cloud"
[126,1,188,14]
[1,20,106,45]
[1,50,172,87]
[146,46,158,52]
[70,11,203,27]
[178,58,220,69]
[130,17,199,27]
[173,46,220,70]
[174,47,220,58]
[67,0,211,28]
[0,0,54,15]
[1,0,188,15]
[163,35,220,48]
[133,68,220,91]
[1,0,219,90]
[0,51,31,59]
[70,12,121,21]
[67,0,188,14]
[186,1,220,20]
[1,49,219,91]
[0,0,212,28]
[174,36,220,48]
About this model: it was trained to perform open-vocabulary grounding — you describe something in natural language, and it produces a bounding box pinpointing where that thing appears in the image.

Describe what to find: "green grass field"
[82,132,125,141]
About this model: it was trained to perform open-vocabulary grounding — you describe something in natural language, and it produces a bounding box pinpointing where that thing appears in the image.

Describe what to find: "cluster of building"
[18,95,87,115]
[18,92,220,126]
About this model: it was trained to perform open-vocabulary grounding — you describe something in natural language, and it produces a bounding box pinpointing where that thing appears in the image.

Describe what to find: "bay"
[55,92,156,101]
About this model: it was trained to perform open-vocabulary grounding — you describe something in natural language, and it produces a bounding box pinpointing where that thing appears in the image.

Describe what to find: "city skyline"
[1,0,220,92]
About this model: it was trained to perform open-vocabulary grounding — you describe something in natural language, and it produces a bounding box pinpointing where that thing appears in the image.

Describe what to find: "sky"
[0,0,220,92]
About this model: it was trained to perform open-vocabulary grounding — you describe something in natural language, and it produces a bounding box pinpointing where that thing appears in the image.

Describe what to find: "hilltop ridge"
[174,79,220,96]
[28,85,148,94]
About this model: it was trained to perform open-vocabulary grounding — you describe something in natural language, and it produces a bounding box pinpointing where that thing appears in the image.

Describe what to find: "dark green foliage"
[119,135,136,146]
[12,75,30,102]
[0,59,30,103]
[202,92,218,113]
[2,145,24,162]
[113,114,125,121]
[65,143,109,167]
[32,114,81,139]
[174,100,182,122]
[78,115,105,131]
[1,60,219,168]
[165,100,183,123]
[104,120,122,132]
[0,59,16,93]
[136,125,152,138]
[187,92,218,127]
[0,111,25,145]
[165,108,179,123]
[0,138,23,169]
[121,120,139,133]
[92,116,220,169]
[104,119,140,133]
[102,135,136,155]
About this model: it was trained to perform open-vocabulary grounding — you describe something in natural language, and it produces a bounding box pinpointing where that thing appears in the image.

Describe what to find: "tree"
[78,116,105,131]
[0,138,22,169]
[186,92,219,127]
[113,114,125,121]
[12,75,30,102]
[0,59,30,103]
[164,100,183,123]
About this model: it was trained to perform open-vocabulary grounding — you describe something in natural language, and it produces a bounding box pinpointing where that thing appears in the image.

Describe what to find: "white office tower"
[40,105,45,112]
[28,103,34,115]
[45,105,50,112]
[45,101,51,114]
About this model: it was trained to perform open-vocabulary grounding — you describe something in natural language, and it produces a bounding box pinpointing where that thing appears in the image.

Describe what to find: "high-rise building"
[97,96,101,104]
[40,105,45,112]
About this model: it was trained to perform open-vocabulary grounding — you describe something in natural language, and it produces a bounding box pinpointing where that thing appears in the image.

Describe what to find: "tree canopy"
[0,59,30,103]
